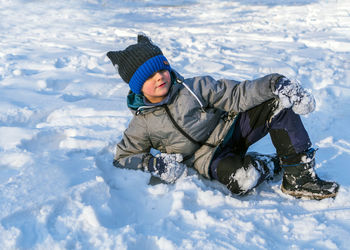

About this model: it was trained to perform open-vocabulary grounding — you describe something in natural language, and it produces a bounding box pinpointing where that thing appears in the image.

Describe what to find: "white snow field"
[1,0,350,249]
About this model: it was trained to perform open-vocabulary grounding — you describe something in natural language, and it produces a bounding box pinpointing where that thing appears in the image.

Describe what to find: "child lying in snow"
[107,34,339,200]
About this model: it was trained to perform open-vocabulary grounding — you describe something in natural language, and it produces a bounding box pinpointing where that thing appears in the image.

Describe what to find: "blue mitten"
[148,153,187,183]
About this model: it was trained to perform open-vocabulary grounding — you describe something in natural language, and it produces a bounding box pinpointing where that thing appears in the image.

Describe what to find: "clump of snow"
[232,165,261,193]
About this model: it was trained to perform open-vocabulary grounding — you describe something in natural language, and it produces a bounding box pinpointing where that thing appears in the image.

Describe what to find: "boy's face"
[141,69,171,103]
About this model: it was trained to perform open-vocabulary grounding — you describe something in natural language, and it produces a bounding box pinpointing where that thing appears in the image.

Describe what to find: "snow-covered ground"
[1,0,350,249]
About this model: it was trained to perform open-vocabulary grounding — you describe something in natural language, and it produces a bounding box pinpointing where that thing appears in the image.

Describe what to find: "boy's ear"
[106,51,120,66]
[137,34,152,44]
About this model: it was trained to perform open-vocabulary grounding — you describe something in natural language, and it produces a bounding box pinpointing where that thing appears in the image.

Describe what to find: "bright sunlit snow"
[1,0,350,249]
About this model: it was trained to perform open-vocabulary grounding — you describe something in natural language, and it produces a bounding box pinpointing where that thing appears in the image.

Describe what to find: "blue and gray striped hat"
[107,34,171,94]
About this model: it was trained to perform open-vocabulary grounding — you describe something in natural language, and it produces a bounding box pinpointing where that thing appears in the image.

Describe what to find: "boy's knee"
[215,152,244,194]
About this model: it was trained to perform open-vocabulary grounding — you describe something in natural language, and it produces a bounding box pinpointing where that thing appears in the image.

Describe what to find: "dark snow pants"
[209,98,312,188]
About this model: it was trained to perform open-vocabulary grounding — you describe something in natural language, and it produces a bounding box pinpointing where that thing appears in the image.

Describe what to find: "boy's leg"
[210,146,279,195]
[210,98,338,199]
[231,98,311,156]
[243,100,339,199]
[210,99,294,194]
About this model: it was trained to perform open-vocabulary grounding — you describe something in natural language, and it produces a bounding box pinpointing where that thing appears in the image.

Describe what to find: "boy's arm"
[113,116,152,170]
[192,73,283,112]
[113,115,187,184]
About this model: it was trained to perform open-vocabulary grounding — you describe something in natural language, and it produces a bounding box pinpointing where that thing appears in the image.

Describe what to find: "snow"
[232,166,260,193]
[1,0,350,249]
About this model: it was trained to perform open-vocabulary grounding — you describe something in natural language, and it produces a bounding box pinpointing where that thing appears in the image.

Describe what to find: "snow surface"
[1,0,350,249]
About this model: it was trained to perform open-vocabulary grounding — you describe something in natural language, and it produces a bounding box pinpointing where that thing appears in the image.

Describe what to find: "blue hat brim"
[129,55,171,94]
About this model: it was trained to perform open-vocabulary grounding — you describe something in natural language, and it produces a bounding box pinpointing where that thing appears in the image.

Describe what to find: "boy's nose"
[156,72,163,81]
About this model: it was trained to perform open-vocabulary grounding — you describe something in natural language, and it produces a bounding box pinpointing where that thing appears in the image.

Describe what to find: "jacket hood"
[126,91,145,111]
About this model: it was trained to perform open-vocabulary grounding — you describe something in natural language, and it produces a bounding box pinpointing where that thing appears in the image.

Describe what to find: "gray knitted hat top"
[107,34,171,94]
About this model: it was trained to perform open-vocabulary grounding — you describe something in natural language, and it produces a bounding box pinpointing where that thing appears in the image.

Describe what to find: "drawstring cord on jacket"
[176,78,207,113]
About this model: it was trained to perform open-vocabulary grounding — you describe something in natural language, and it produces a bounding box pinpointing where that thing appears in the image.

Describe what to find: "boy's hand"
[274,77,316,115]
[148,153,187,183]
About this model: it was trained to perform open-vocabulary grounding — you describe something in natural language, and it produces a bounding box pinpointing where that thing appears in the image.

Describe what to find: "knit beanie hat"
[107,34,171,94]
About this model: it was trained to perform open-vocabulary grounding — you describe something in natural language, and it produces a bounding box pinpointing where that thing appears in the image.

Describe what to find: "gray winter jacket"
[114,70,283,179]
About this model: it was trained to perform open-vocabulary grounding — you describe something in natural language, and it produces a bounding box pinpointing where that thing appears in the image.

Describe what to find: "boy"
[107,34,339,200]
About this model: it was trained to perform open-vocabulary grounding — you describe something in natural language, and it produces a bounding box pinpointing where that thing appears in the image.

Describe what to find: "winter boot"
[280,148,339,200]
[245,152,282,177]
[217,152,281,195]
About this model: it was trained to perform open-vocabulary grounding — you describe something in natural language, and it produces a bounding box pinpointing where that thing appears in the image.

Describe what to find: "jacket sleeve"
[113,115,152,170]
[191,73,283,112]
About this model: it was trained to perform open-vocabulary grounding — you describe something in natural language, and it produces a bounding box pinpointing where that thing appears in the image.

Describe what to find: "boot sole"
[281,185,338,200]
